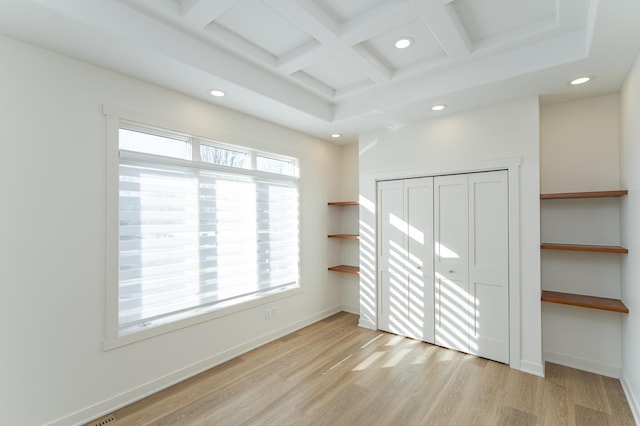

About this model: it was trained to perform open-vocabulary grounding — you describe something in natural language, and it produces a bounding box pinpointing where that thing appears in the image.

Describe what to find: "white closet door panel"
[434,175,470,353]
[378,180,408,335]
[378,171,509,364]
[469,170,509,363]
[406,177,434,343]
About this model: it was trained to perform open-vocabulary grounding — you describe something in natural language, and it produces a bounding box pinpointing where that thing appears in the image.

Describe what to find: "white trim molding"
[543,350,621,379]
[46,306,344,426]
[621,376,640,425]
[519,360,545,378]
[359,157,524,370]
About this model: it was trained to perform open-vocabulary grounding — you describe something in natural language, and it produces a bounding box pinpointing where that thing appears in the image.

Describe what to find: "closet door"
[468,170,509,363]
[406,178,434,342]
[434,171,509,362]
[434,175,470,353]
[378,178,434,342]
[378,180,408,337]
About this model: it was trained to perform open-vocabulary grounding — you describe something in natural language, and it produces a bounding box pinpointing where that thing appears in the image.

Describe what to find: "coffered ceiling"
[1,0,640,142]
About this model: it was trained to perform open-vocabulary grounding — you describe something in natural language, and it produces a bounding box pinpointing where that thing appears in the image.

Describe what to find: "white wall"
[540,95,621,193]
[338,143,360,313]
[620,53,640,422]
[358,97,542,375]
[539,94,624,378]
[0,34,344,426]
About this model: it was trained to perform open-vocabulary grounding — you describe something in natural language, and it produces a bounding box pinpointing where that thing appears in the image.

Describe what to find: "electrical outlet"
[264,307,277,320]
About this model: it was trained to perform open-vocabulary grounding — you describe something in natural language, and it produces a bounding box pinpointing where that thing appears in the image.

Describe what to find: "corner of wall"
[620,51,640,426]
[519,360,545,377]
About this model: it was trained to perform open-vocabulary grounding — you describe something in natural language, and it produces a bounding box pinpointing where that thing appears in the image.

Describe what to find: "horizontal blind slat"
[118,150,299,333]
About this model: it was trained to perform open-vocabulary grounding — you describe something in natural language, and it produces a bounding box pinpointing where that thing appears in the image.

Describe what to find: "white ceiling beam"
[290,71,336,99]
[393,52,450,80]
[266,0,391,82]
[265,0,340,43]
[205,23,277,67]
[334,79,375,100]
[583,0,599,53]
[179,0,239,29]
[340,0,414,45]
[119,0,180,19]
[31,0,333,121]
[267,0,350,79]
[471,16,557,54]
[277,39,330,74]
[333,29,586,121]
[350,44,393,81]
[415,0,472,61]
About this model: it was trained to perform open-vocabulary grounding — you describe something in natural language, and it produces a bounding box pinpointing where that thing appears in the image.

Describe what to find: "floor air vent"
[90,414,116,426]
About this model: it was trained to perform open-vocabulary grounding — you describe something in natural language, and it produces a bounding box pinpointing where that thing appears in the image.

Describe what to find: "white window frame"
[256,152,298,175]
[103,105,302,350]
[197,139,251,168]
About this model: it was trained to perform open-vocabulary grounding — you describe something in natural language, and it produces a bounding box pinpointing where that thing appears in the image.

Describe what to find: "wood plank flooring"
[88,313,635,426]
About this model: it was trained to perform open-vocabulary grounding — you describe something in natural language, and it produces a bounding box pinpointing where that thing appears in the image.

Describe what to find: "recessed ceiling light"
[570,77,592,86]
[431,104,447,111]
[209,89,226,97]
[395,37,414,49]
[330,133,342,138]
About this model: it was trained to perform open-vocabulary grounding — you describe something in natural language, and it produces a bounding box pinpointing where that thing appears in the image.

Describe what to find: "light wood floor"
[89,313,635,426]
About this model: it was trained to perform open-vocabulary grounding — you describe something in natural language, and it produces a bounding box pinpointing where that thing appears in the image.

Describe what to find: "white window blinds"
[118,151,299,335]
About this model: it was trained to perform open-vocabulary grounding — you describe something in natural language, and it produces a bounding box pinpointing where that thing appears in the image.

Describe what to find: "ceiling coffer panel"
[213,0,314,58]
[312,0,387,24]
[452,0,557,45]
[303,55,371,91]
[359,18,447,72]
[15,0,636,141]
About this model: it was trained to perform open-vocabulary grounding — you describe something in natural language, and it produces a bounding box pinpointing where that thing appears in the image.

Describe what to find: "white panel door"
[378,180,408,336]
[380,171,509,363]
[405,178,434,342]
[468,170,509,363]
[378,178,434,342]
[434,174,470,353]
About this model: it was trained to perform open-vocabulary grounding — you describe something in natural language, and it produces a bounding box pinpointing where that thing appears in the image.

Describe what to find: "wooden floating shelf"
[328,234,359,239]
[541,290,629,314]
[328,265,360,275]
[540,190,628,199]
[540,243,628,254]
[328,201,359,206]
[328,202,359,276]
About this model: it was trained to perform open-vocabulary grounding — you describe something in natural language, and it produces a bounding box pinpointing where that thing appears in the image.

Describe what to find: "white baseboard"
[358,317,376,330]
[341,303,360,315]
[621,376,640,425]
[47,306,343,426]
[519,360,545,377]
[543,350,621,378]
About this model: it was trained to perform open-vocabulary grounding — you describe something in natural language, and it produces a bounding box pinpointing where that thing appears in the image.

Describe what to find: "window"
[200,144,248,168]
[256,154,296,175]
[108,121,300,344]
[119,127,190,160]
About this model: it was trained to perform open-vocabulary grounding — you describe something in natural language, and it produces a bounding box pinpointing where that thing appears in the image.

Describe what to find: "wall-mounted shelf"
[328,234,359,239]
[540,189,629,315]
[328,201,359,275]
[540,243,628,254]
[540,189,629,253]
[328,265,360,275]
[540,190,628,199]
[328,201,359,206]
[541,290,629,314]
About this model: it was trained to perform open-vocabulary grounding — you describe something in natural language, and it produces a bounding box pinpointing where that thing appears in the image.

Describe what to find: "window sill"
[102,285,301,351]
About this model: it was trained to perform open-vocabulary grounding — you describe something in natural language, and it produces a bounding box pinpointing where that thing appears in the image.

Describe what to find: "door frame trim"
[361,157,522,371]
